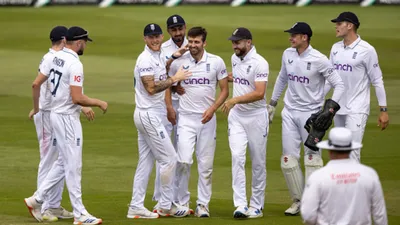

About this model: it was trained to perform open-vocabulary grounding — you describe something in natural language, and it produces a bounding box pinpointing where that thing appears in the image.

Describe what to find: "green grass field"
[0,5,399,225]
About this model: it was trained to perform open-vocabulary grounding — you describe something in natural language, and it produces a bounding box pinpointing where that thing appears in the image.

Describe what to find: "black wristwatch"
[380,107,388,112]
[171,54,179,60]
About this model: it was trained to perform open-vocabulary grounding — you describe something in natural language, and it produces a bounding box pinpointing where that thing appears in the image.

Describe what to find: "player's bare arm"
[165,88,176,125]
[202,77,229,124]
[227,72,233,82]
[29,73,49,120]
[70,86,108,113]
[142,66,192,95]
[222,81,266,115]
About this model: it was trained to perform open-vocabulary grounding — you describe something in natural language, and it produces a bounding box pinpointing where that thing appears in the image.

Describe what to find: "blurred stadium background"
[0,2,399,225]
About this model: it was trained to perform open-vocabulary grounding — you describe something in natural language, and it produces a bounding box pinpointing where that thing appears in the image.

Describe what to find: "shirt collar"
[189,49,208,64]
[62,47,79,58]
[49,48,56,54]
[299,45,313,57]
[326,158,356,165]
[344,35,361,49]
[236,46,256,62]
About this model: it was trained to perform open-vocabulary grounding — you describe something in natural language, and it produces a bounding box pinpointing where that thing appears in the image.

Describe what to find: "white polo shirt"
[169,50,227,114]
[38,48,56,111]
[301,159,388,225]
[271,45,344,112]
[329,36,387,115]
[161,37,188,101]
[134,45,168,113]
[42,47,83,115]
[231,46,269,113]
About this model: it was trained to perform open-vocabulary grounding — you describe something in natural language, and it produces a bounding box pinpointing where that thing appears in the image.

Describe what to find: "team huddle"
[24,11,389,225]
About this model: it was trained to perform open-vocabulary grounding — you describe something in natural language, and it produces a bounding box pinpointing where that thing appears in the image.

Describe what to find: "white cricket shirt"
[134,45,168,113]
[38,48,56,111]
[43,47,83,115]
[161,37,188,101]
[231,46,269,113]
[328,36,387,115]
[271,45,344,111]
[301,159,388,225]
[169,50,227,114]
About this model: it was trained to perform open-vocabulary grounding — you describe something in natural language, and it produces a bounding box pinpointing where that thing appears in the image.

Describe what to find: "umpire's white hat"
[317,127,363,151]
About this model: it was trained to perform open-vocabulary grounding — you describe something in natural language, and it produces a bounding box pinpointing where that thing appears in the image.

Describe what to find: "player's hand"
[266,105,275,124]
[81,107,95,121]
[28,109,38,120]
[378,111,389,131]
[167,107,176,125]
[172,66,192,83]
[99,101,108,114]
[176,83,186,95]
[222,99,236,115]
[202,107,215,124]
[173,44,189,58]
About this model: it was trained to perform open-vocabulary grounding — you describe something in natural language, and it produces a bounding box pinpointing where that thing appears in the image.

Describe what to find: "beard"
[234,47,247,57]
[77,46,84,55]
[172,36,183,43]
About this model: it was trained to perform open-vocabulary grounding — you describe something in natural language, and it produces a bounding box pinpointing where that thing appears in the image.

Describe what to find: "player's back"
[50,47,83,115]
[38,49,56,111]
[311,160,378,225]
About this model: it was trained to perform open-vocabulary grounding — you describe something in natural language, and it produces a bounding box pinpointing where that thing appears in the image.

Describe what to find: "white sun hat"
[316,127,363,151]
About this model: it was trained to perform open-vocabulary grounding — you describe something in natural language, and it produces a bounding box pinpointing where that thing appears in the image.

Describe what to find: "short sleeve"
[254,61,269,82]
[69,62,84,87]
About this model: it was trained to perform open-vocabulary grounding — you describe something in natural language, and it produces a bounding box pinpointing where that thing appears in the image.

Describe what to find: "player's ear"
[203,40,207,47]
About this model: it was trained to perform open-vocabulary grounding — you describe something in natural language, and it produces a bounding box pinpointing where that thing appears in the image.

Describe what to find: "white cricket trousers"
[228,109,268,210]
[130,109,177,210]
[334,114,368,162]
[175,113,216,207]
[36,113,88,218]
[33,110,64,212]
[281,107,321,158]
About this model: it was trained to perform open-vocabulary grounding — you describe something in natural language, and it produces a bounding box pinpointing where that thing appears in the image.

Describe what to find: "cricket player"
[221,27,269,219]
[267,22,345,216]
[152,14,188,212]
[127,23,191,219]
[325,12,389,162]
[168,26,229,217]
[301,127,388,225]
[26,26,75,222]
[24,26,107,225]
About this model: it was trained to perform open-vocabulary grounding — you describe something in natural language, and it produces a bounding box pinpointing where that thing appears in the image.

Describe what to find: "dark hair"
[52,40,63,45]
[188,27,207,42]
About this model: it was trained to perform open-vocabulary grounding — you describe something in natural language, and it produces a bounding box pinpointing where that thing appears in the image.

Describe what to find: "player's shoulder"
[161,39,173,49]
[253,52,269,65]
[358,39,377,53]
[206,52,224,62]
[331,40,344,49]
[283,47,297,54]
[358,163,379,177]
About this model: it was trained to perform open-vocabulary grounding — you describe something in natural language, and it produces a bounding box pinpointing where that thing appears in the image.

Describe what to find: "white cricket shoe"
[73,214,102,225]
[183,202,194,215]
[152,202,160,213]
[24,196,43,222]
[233,205,248,219]
[247,207,263,218]
[194,204,210,218]
[157,202,190,218]
[284,201,300,216]
[127,207,159,219]
[42,209,58,222]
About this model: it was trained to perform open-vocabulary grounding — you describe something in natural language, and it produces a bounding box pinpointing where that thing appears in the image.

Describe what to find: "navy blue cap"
[144,23,163,36]
[66,26,92,42]
[331,12,360,28]
[166,15,185,28]
[50,26,68,42]
[228,27,252,41]
[284,22,313,38]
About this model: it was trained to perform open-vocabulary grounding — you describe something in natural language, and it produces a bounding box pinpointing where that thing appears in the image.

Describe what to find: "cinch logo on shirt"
[334,63,353,72]
[183,77,210,85]
[288,74,309,84]
[233,76,250,85]
[256,73,268,78]
[139,67,153,73]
